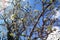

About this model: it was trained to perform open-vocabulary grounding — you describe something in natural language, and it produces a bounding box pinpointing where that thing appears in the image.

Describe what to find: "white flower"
[10,15,15,20]
[21,18,23,20]
[52,8,60,19]
[47,31,60,40]
[47,26,60,40]
[10,14,17,20]
[54,11,60,18]
[52,26,60,31]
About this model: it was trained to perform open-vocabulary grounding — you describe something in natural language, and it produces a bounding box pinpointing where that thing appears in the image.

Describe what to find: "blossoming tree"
[0,0,60,40]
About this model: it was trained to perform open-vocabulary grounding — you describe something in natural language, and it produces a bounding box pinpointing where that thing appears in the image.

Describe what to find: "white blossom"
[10,15,15,20]
[52,8,60,19]
[10,14,17,20]
[47,26,60,40]
[54,11,60,19]
[52,26,60,31]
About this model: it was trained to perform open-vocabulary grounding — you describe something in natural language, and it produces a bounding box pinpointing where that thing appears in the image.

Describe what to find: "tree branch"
[29,2,54,39]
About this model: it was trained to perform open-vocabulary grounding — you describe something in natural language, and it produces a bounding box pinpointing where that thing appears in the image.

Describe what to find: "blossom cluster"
[47,26,60,40]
